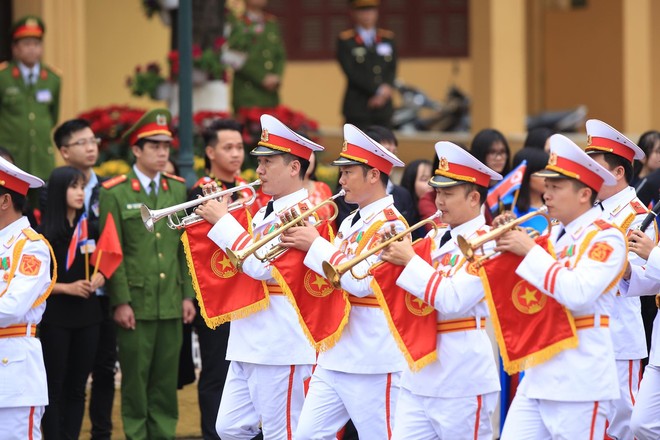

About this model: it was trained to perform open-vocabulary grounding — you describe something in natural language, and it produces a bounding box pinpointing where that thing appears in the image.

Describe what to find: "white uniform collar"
[266,188,309,219]
[445,214,486,242]
[599,186,636,217]
[1,217,30,248]
[17,62,40,85]
[133,165,161,195]
[84,171,98,211]
[355,194,395,226]
[560,206,602,241]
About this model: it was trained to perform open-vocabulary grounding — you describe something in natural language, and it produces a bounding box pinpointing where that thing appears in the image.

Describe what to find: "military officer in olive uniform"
[99,109,196,440]
[226,0,285,114]
[0,16,60,181]
[337,0,397,130]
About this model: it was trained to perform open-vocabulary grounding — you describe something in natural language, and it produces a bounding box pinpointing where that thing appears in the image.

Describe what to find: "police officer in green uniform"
[0,16,60,181]
[337,0,397,130]
[226,0,285,114]
[99,109,196,440]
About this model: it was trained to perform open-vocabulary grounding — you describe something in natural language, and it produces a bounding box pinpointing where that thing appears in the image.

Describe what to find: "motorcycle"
[391,80,587,133]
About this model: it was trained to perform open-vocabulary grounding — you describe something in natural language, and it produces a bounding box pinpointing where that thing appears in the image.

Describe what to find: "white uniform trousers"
[501,394,610,440]
[607,359,642,440]
[630,364,660,440]
[0,406,44,440]
[216,361,312,440]
[392,388,497,440]
[295,366,400,440]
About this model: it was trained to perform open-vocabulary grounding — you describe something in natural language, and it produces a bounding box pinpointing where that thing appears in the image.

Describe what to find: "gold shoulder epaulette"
[163,172,186,183]
[339,29,356,40]
[102,174,127,189]
[0,62,8,72]
[21,228,41,242]
[377,28,395,39]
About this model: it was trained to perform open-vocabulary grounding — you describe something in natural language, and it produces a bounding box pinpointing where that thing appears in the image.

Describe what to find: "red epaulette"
[339,29,356,40]
[163,172,186,183]
[631,200,648,215]
[593,219,613,230]
[377,28,395,39]
[384,207,398,221]
[101,175,127,189]
[194,176,213,188]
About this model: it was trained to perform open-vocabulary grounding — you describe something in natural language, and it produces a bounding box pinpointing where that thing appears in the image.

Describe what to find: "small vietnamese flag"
[91,213,123,279]
[66,212,88,271]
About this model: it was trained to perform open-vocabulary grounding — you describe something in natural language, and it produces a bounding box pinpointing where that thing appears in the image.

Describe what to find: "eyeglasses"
[487,150,507,158]
[64,137,101,148]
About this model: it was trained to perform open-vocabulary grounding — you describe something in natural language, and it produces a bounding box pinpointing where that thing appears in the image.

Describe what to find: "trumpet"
[141,179,261,232]
[457,206,551,266]
[322,211,442,289]
[226,190,345,271]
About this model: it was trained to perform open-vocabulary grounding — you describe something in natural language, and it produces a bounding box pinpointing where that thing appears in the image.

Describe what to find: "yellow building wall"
[543,0,624,128]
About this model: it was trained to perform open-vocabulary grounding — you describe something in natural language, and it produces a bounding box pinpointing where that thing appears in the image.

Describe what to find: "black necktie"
[27,72,34,87]
[439,230,452,247]
[264,201,274,218]
[598,202,604,211]
[351,210,361,226]
[557,228,566,241]
[148,180,157,204]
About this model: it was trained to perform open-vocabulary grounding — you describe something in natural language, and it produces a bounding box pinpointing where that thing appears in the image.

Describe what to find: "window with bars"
[265,0,468,60]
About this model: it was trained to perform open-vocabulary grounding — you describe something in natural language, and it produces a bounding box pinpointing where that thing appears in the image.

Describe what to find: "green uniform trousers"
[117,318,182,440]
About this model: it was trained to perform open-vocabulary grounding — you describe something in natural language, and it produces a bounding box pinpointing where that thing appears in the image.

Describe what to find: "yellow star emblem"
[218,256,232,270]
[413,297,426,308]
[522,287,538,305]
[312,275,327,290]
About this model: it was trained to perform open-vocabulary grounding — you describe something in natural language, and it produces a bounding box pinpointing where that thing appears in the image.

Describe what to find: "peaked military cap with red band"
[535,134,616,192]
[332,124,404,175]
[11,16,45,41]
[0,156,43,196]
[250,114,324,161]
[585,119,644,164]
[122,108,173,146]
[430,141,502,188]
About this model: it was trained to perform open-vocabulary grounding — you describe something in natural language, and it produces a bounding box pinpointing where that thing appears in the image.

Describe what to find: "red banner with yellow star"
[270,220,350,352]
[181,209,268,329]
[477,235,578,374]
[371,237,438,371]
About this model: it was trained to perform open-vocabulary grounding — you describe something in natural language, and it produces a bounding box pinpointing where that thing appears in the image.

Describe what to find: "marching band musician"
[622,212,660,439]
[279,124,407,439]
[194,114,319,439]
[379,141,502,439]
[0,157,53,439]
[495,134,626,439]
[584,119,653,440]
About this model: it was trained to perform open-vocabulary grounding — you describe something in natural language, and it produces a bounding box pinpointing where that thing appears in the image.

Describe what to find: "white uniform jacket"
[395,214,500,398]
[0,217,53,408]
[207,188,316,365]
[621,244,660,367]
[599,186,652,360]
[303,195,407,374]
[515,206,626,402]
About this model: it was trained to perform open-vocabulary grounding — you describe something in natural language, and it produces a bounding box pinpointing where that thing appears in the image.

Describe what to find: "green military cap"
[349,0,379,9]
[11,15,45,41]
[122,108,173,146]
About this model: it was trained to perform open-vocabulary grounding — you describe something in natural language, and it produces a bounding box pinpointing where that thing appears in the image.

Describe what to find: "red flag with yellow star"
[270,220,350,352]
[181,209,268,329]
[371,237,438,371]
[477,235,578,374]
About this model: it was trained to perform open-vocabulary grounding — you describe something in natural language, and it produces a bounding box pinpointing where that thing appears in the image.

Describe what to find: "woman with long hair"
[470,128,512,177]
[633,130,660,206]
[39,166,104,439]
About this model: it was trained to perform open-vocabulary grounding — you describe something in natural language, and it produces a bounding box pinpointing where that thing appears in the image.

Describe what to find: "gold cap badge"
[261,129,269,142]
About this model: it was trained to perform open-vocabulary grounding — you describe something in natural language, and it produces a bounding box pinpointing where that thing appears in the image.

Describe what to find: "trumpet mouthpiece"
[253,179,262,186]
[334,189,346,198]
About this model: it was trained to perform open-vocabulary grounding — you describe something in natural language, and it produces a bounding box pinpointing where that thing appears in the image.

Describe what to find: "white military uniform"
[296,194,407,439]
[207,188,316,440]
[598,186,653,440]
[393,214,500,439]
[0,217,53,440]
[620,246,660,440]
[501,207,626,439]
